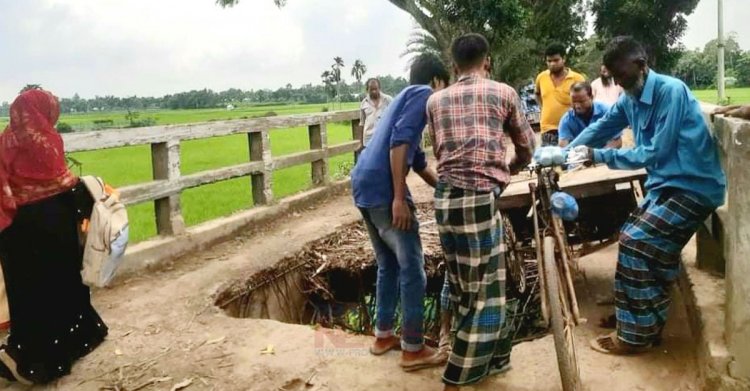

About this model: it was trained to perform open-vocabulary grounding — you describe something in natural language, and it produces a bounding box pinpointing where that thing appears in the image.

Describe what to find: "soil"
[2,170,701,391]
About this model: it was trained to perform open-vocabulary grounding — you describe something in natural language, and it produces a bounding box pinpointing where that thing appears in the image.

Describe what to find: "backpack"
[79,176,129,288]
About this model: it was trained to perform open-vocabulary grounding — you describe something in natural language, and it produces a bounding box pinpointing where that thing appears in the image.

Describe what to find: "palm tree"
[351,60,367,91]
[331,57,345,109]
[400,29,446,65]
[321,70,336,104]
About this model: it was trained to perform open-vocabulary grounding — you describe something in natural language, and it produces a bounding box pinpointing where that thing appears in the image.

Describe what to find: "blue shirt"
[558,101,622,143]
[351,85,431,208]
[569,71,726,208]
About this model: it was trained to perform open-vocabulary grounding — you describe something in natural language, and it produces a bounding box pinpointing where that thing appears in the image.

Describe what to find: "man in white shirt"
[591,65,624,105]
[360,78,393,147]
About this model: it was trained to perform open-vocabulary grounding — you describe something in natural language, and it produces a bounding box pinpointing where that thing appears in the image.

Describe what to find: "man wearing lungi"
[427,33,535,389]
[566,36,726,354]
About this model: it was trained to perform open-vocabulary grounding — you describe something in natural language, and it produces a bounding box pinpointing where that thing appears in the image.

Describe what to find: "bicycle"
[502,159,588,391]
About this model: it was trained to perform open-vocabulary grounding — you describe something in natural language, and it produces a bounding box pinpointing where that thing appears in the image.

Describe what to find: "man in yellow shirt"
[535,43,585,146]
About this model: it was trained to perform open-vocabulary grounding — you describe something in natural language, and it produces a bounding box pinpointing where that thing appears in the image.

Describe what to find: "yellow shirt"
[535,69,585,133]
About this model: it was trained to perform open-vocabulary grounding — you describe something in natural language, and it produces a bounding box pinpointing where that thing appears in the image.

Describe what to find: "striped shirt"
[427,75,535,191]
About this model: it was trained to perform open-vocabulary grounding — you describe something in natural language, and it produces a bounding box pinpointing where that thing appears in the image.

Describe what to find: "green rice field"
[1,103,360,243]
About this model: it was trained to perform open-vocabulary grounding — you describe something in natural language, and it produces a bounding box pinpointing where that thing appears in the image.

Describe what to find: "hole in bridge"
[214,203,547,345]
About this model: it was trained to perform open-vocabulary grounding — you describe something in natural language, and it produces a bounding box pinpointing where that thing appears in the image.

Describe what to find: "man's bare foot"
[400,345,447,372]
[369,335,401,356]
[444,385,459,391]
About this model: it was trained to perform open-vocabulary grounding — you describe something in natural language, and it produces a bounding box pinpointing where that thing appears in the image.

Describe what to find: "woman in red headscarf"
[0,88,107,384]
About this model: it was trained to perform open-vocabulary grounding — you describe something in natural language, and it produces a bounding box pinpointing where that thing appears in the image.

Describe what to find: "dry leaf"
[170,378,193,391]
[206,336,226,345]
[260,344,275,355]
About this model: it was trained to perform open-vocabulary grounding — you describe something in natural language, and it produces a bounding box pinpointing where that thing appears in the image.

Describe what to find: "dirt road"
[1,174,699,391]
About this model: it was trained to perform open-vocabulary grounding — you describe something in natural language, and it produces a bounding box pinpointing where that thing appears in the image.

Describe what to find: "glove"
[567,145,594,165]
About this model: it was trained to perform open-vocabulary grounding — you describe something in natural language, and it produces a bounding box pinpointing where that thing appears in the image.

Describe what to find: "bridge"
[11,107,747,390]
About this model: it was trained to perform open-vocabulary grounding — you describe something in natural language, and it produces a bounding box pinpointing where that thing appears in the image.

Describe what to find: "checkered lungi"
[434,182,512,386]
[616,189,714,346]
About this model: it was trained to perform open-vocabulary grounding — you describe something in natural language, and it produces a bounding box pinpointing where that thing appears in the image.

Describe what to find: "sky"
[0,0,747,103]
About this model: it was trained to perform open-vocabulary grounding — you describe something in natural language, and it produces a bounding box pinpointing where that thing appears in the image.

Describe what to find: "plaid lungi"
[616,189,714,346]
[434,182,512,386]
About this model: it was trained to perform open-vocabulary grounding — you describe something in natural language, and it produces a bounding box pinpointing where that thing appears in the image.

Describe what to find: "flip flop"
[400,351,447,372]
[488,363,513,377]
[589,332,651,355]
[369,336,401,356]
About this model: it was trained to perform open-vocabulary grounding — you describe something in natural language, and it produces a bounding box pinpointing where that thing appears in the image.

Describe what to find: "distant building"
[226,104,235,111]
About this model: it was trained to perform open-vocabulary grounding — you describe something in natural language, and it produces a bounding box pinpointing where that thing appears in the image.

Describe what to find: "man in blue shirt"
[567,37,727,355]
[350,53,449,371]
[558,81,622,148]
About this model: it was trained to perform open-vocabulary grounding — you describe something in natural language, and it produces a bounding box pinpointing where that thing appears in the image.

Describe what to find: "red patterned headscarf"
[0,89,77,229]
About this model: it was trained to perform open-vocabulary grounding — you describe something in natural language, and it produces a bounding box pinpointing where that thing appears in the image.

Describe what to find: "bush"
[126,117,157,128]
[56,122,74,133]
[254,111,278,118]
[332,160,355,180]
[321,107,329,112]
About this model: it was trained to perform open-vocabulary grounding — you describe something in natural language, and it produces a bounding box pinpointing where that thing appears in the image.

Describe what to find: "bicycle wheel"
[502,213,526,294]
[543,236,582,391]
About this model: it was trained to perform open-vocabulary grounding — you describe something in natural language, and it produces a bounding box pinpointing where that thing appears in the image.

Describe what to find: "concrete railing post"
[151,140,186,235]
[249,130,273,205]
[308,123,329,186]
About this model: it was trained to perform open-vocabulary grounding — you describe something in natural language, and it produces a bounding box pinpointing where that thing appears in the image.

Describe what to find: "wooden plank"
[308,123,328,186]
[63,110,359,152]
[327,141,360,156]
[498,165,647,210]
[151,140,185,235]
[273,150,325,171]
[249,130,273,205]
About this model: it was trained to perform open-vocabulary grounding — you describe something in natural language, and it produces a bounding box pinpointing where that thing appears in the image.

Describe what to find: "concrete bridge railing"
[694,104,750,388]
[62,110,361,276]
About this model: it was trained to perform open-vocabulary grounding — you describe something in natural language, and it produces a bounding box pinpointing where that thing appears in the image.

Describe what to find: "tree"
[401,29,444,64]
[736,52,750,87]
[321,70,337,103]
[591,0,700,73]
[219,0,588,85]
[573,35,606,80]
[351,60,367,91]
[329,57,345,108]
[20,84,42,93]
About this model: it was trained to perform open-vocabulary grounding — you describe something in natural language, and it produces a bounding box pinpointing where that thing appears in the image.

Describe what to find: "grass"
[693,87,750,104]
[0,102,359,130]
[1,103,360,243]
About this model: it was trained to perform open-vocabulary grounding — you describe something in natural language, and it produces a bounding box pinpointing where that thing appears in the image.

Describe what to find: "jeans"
[359,206,426,352]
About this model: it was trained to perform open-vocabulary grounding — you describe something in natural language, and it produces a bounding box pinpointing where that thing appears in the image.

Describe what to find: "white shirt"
[591,78,624,106]
[360,93,393,146]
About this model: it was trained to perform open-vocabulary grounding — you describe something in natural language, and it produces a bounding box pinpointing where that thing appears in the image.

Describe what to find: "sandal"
[590,332,651,355]
[369,336,401,356]
[400,346,447,372]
